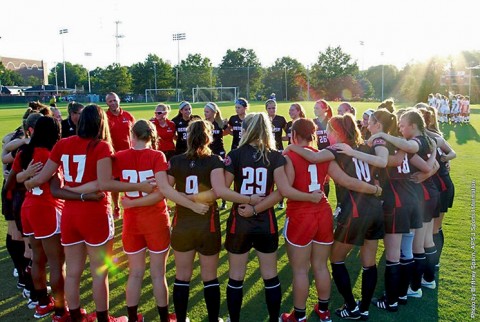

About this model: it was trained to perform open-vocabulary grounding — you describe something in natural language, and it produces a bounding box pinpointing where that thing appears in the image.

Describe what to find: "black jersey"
[434,137,449,177]
[168,154,224,218]
[61,118,77,138]
[270,115,287,150]
[327,144,379,217]
[210,121,226,157]
[408,135,439,200]
[313,118,330,150]
[224,144,285,234]
[285,121,293,145]
[171,114,190,155]
[228,115,244,150]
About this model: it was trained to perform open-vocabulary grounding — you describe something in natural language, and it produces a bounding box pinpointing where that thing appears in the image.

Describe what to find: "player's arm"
[334,143,388,168]
[387,150,406,167]
[121,190,164,209]
[211,168,264,205]
[97,157,154,194]
[283,145,335,164]
[50,175,105,201]
[328,161,381,195]
[24,159,59,191]
[16,160,43,183]
[368,133,419,154]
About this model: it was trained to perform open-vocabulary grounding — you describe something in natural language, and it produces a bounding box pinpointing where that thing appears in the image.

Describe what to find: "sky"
[1,0,478,71]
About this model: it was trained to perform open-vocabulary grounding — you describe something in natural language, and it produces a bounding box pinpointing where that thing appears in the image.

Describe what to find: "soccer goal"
[192,87,238,103]
[145,88,182,103]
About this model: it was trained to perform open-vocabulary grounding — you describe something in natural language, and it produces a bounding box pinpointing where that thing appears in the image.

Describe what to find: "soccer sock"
[331,262,356,309]
[318,298,329,312]
[157,305,169,322]
[96,310,109,322]
[411,253,426,291]
[226,278,244,322]
[399,258,414,297]
[23,257,36,300]
[424,246,437,282]
[434,228,445,265]
[127,305,138,322]
[70,308,84,322]
[173,279,190,322]
[36,288,49,306]
[293,306,306,321]
[360,265,377,312]
[264,276,281,322]
[385,261,400,305]
[6,234,25,282]
[54,306,66,318]
[203,278,220,322]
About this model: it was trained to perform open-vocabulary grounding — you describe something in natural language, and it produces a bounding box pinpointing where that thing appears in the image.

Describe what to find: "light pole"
[54,63,59,95]
[172,33,186,102]
[284,66,288,101]
[59,28,68,89]
[307,65,310,101]
[381,52,385,101]
[360,41,365,71]
[467,65,480,100]
[115,21,125,64]
[153,62,157,92]
[84,52,92,93]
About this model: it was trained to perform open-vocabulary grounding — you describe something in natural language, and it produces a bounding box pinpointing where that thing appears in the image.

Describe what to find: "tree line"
[1,47,480,103]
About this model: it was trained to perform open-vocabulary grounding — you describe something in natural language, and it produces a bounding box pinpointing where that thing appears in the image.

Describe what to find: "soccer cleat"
[406,286,422,298]
[371,296,398,312]
[355,301,369,321]
[421,277,436,290]
[398,295,407,305]
[277,201,285,210]
[280,311,306,322]
[13,268,19,277]
[135,313,144,322]
[17,281,26,289]
[22,288,30,298]
[34,296,55,318]
[27,297,39,310]
[52,312,70,322]
[335,304,361,320]
[314,303,332,322]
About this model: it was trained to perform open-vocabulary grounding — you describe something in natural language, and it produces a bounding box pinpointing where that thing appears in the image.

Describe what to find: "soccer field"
[0,101,478,321]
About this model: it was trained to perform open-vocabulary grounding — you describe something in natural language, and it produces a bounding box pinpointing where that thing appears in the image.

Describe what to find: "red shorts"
[122,226,171,254]
[61,203,114,246]
[284,203,334,246]
[21,205,61,239]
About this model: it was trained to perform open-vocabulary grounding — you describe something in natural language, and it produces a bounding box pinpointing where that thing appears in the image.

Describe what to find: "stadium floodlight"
[59,28,68,89]
[84,52,92,93]
[173,33,186,102]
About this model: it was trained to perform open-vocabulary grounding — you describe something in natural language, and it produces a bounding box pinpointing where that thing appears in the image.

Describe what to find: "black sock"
[6,234,25,280]
[264,276,281,322]
[226,278,243,322]
[399,258,414,297]
[54,306,66,318]
[318,298,329,312]
[204,278,220,322]
[294,306,306,320]
[70,308,84,322]
[173,279,190,322]
[127,305,138,321]
[411,253,426,291]
[157,305,169,322]
[36,288,49,306]
[433,230,444,266]
[96,310,109,322]
[424,246,437,282]
[360,265,377,312]
[385,261,400,304]
[331,262,356,309]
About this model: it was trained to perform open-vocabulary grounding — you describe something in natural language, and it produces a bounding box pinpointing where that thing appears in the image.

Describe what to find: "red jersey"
[106,108,135,152]
[12,148,63,209]
[285,146,330,213]
[112,148,169,234]
[151,119,176,152]
[49,136,114,212]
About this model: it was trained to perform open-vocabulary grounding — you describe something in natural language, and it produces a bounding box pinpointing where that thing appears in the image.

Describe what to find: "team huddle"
[1,94,455,322]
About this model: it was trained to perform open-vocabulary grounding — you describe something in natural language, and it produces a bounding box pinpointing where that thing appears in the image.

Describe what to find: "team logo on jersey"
[189,161,196,168]
[224,156,232,166]
[373,138,387,146]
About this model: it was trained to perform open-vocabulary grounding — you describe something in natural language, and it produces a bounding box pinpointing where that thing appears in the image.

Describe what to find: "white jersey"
[451,99,459,114]
[439,99,450,114]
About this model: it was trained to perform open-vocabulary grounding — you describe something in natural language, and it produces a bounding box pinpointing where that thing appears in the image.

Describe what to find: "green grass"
[0,101,478,321]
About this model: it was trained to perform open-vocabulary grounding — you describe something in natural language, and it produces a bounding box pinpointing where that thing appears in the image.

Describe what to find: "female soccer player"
[225,98,249,151]
[172,101,193,155]
[284,114,384,320]
[25,104,150,322]
[151,103,176,161]
[280,118,384,322]
[265,99,287,151]
[212,112,323,322]
[165,119,225,322]
[284,103,306,145]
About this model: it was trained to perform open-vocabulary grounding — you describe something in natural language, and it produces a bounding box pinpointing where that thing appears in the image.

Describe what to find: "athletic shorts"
[21,205,61,239]
[225,210,279,254]
[384,182,423,233]
[171,215,221,256]
[12,190,26,234]
[284,204,333,246]
[334,197,384,246]
[2,185,14,221]
[434,174,455,213]
[420,182,440,222]
[61,205,114,246]
[122,226,170,254]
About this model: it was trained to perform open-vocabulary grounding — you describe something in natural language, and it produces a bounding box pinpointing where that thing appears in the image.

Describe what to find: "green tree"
[263,57,307,101]
[365,65,399,100]
[0,63,24,86]
[179,53,215,100]
[95,64,133,96]
[311,46,359,100]
[48,62,88,90]
[218,48,263,100]
[129,54,174,96]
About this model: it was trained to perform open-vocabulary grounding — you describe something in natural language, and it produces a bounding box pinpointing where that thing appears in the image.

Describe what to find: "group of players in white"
[1,94,457,322]
[427,92,470,123]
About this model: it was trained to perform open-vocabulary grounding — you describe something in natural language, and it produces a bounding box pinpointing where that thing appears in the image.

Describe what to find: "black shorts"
[384,181,423,233]
[421,181,440,222]
[334,196,384,246]
[2,184,14,221]
[171,214,221,256]
[12,189,26,233]
[225,210,279,254]
[435,175,455,213]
